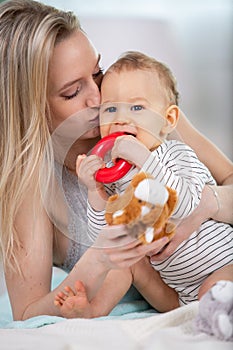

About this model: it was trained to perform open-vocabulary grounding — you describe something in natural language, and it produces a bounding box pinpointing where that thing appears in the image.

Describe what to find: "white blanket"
[0,302,231,350]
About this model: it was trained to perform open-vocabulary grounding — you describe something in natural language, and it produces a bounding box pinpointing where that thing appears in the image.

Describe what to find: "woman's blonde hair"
[0,0,80,272]
[105,51,179,105]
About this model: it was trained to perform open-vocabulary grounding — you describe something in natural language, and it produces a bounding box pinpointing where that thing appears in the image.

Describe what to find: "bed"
[0,267,231,350]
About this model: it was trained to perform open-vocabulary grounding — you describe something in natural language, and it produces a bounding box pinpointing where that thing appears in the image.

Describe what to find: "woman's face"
[48,29,102,139]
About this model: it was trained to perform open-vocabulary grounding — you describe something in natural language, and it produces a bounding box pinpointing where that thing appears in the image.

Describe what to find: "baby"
[54,52,233,337]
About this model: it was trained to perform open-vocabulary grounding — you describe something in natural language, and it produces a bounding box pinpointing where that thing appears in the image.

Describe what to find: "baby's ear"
[161,105,179,135]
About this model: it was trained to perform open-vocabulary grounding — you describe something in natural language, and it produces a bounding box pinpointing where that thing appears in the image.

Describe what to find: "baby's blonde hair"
[0,0,80,272]
[105,51,179,106]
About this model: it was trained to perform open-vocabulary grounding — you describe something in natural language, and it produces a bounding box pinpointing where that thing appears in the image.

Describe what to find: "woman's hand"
[148,185,219,262]
[73,224,169,301]
[92,224,169,269]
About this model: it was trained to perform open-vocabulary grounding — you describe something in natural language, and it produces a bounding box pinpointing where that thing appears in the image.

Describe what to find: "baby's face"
[99,69,168,149]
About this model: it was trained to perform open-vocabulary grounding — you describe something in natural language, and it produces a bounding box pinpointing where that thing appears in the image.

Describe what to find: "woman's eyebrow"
[58,54,102,93]
[59,79,79,93]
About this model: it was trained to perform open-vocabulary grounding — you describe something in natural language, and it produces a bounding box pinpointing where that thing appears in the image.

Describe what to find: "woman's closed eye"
[62,86,80,100]
[92,68,104,87]
[92,67,104,80]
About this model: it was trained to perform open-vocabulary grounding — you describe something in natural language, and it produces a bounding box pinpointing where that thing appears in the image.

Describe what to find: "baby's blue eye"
[131,105,144,111]
[106,106,117,113]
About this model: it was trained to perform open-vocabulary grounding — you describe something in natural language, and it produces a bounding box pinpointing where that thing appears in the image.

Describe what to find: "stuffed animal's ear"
[135,178,169,206]
[105,194,119,213]
[130,172,153,188]
[107,194,119,203]
[105,212,112,224]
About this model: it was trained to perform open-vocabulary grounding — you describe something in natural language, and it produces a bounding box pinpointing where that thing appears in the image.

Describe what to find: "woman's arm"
[169,110,233,223]
[212,174,233,224]
[5,188,56,320]
[5,185,112,320]
[6,187,168,320]
[169,110,233,185]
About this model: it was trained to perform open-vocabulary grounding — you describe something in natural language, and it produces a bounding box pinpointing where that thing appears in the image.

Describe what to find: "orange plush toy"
[105,172,178,244]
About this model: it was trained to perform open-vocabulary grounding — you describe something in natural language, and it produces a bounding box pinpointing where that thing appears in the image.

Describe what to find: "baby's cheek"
[99,125,109,138]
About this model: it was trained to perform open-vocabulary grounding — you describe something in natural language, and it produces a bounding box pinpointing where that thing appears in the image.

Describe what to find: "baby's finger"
[111,135,136,161]
[80,156,105,175]
[76,154,86,173]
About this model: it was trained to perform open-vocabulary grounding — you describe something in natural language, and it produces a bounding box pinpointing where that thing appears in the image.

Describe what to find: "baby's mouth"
[108,124,137,137]
[124,132,136,137]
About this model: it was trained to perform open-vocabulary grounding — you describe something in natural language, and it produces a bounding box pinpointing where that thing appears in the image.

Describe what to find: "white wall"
[42,0,233,160]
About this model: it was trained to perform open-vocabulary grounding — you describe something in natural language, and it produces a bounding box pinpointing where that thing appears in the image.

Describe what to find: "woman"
[0,0,232,321]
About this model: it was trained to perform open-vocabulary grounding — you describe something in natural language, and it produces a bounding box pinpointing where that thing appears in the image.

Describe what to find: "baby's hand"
[111,135,150,168]
[76,154,105,190]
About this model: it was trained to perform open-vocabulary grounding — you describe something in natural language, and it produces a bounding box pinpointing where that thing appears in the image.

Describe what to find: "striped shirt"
[87,140,233,304]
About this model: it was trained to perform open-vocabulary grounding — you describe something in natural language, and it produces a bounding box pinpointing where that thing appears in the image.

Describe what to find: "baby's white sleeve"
[141,141,215,219]
[87,201,107,241]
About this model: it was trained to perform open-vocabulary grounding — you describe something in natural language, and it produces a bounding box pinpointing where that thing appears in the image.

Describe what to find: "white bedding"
[0,302,231,350]
[1,267,231,349]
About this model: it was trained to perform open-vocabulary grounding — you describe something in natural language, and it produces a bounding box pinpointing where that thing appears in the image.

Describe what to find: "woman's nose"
[86,82,101,107]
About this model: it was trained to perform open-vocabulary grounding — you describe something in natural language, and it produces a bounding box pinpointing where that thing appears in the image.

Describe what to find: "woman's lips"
[89,114,99,127]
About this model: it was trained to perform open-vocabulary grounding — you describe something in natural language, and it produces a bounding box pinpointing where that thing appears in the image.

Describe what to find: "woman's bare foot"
[54,280,92,318]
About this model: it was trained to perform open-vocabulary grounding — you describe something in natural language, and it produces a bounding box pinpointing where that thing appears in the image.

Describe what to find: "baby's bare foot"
[55,280,92,319]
